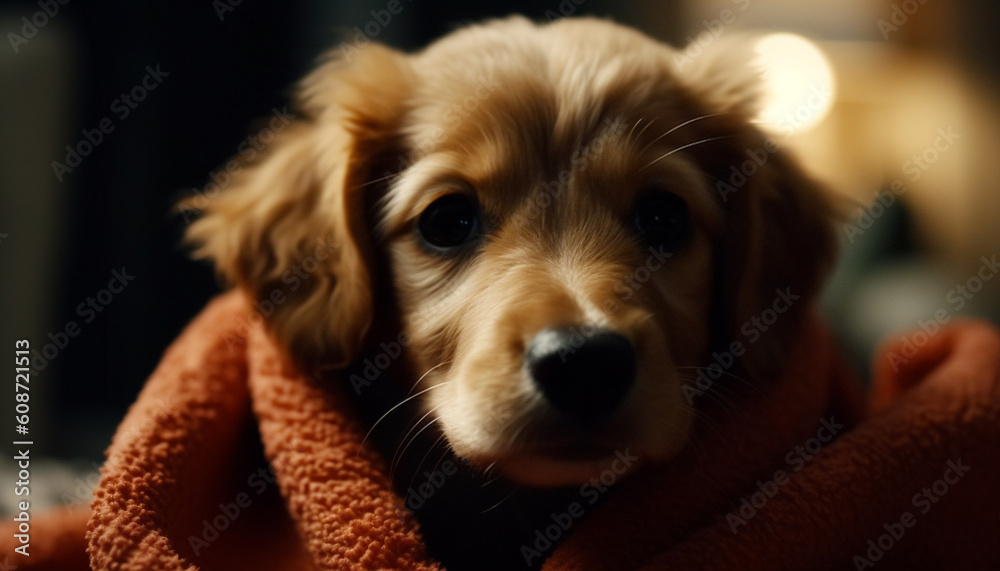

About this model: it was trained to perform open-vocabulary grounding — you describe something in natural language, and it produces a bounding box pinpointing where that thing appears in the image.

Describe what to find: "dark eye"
[633,192,691,252]
[417,193,481,251]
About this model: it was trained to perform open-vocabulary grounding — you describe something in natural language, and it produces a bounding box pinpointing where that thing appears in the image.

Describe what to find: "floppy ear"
[181,45,413,373]
[717,136,838,383]
[676,38,839,384]
[685,118,837,385]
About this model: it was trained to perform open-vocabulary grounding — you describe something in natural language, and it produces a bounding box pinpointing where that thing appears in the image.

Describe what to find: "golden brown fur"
[182,16,836,491]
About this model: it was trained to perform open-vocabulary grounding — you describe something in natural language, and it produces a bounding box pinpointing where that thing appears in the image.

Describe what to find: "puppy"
[183,15,836,569]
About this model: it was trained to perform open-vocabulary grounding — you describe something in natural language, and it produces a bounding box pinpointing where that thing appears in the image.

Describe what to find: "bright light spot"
[754,33,836,135]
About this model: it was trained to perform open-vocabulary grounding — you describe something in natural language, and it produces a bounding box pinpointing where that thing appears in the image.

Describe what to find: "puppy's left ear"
[677,37,840,383]
[688,123,838,385]
[717,139,839,383]
[181,45,413,373]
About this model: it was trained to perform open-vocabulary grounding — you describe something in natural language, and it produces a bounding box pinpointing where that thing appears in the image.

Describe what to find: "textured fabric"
[3,292,999,570]
[544,319,1000,570]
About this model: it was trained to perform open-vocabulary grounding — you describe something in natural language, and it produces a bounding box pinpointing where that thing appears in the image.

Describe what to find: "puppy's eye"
[633,192,691,251]
[417,193,481,251]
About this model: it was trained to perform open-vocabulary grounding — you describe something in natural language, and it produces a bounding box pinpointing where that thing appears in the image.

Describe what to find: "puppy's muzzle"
[524,327,636,424]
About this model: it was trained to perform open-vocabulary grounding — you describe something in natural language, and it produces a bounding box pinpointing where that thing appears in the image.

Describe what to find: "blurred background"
[1,0,998,513]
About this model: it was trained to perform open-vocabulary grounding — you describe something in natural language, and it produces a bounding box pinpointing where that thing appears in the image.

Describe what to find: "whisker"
[705,173,726,184]
[682,402,726,436]
[625,117,647,146]
[481,489,518,514]
[359,172,400,188]
[390,414,444,481]
[479,461,501,487]
[391,402,446,473]
[500,404,538,447]
[480,475,502,489]
[405,433,450,495]
[636,312,656,325]
[680,415,709,467]
[703,392,741,414]
[642,135,737,170]
[357,381,448,454]
[637,112,731,155]
[635,117,657,144]
[675,366,764,397]
[408,361,451,396]
[675,371,743,414]
[430,443,452,474]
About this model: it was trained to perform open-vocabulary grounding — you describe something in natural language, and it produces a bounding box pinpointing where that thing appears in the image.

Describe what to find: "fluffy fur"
[183,15,835,499]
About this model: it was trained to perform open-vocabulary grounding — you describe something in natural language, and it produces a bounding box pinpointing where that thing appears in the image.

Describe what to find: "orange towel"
[4,291,999,570]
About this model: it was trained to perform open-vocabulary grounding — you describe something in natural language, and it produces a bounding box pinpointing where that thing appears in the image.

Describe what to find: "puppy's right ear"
[180,45,413,372]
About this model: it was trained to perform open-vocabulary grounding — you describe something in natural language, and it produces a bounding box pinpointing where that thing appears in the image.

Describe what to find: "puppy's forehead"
[406,21,688,153]
[405,69,556,200]
[381,18,720,234]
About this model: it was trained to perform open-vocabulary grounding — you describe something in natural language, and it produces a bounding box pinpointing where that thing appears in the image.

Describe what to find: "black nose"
[524,327,636,424]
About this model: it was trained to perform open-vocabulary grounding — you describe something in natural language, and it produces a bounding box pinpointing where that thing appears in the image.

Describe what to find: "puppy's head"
[185,17,836,487]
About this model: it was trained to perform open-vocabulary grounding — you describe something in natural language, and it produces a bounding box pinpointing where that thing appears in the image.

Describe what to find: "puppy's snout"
[524,327,636,424]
